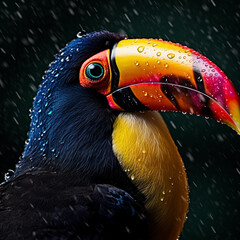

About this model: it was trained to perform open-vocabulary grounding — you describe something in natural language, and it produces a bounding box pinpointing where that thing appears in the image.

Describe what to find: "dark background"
[0,0,240,239]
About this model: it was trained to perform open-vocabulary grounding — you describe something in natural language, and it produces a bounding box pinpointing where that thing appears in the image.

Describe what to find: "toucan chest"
[112,111,189,240]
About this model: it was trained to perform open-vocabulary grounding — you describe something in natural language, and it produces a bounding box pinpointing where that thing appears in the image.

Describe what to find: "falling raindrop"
[157,52,161,56]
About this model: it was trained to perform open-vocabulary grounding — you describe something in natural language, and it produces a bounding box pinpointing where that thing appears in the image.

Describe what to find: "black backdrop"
[0,0,240,239]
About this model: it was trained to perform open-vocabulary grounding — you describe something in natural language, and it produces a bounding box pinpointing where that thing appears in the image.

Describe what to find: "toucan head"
[16,31,240,180]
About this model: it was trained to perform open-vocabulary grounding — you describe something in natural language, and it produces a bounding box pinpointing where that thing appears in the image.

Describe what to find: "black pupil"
[89,64,102,78]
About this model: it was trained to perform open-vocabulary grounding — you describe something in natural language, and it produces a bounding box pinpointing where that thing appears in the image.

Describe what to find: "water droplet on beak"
[167,53,175,59]
[137,46,145,53]
[135,61,140,66]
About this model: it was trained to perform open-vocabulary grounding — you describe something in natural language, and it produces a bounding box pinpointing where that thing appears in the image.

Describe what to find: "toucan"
[0,31,239,240]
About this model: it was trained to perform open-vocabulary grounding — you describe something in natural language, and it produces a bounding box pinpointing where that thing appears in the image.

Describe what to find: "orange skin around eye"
[79,49,112,95]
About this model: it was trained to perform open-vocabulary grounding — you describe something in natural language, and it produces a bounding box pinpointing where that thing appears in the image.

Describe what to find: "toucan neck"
[15,87,118,180]
[112,111,189,240]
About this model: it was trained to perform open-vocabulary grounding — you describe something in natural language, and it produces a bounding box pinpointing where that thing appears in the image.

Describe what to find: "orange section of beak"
[107,39,240,134]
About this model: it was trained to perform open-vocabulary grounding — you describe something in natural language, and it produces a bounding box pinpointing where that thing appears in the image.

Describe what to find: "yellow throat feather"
[112,111,189,240]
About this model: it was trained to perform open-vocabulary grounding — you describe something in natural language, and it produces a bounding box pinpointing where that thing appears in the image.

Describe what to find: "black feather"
[0,172,148,240]
[1,31,147,239]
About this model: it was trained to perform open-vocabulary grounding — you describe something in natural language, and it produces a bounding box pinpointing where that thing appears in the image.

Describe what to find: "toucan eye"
[85,63,104,80]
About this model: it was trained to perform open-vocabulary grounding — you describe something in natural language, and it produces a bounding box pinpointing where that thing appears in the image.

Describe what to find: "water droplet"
[142,150,146,154]
[169,189,172,193]
[157,60,161,64]
[4,169,14,181]
[162,191,166,195]
[48,110,53,115]
[131,175,135,180]
[157,52,161,56]
[167,53,175,59]
[145,61,149,66]
[137,46,145,53]
[164,63,169,68]
[77,30,87,38]
[161,197,164,201]
[135,61,140,66]
[152,43,157,47]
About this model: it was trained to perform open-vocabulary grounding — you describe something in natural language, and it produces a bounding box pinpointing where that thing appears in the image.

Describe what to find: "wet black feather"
[0,31,147,239]
[0,172,147,240]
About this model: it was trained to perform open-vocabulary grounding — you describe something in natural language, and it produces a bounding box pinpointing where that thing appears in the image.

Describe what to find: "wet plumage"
[0,31,147,240]
[1,30,239,240]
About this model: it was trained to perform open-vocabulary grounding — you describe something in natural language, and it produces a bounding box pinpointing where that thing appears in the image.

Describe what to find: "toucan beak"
[79,38,240,134]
